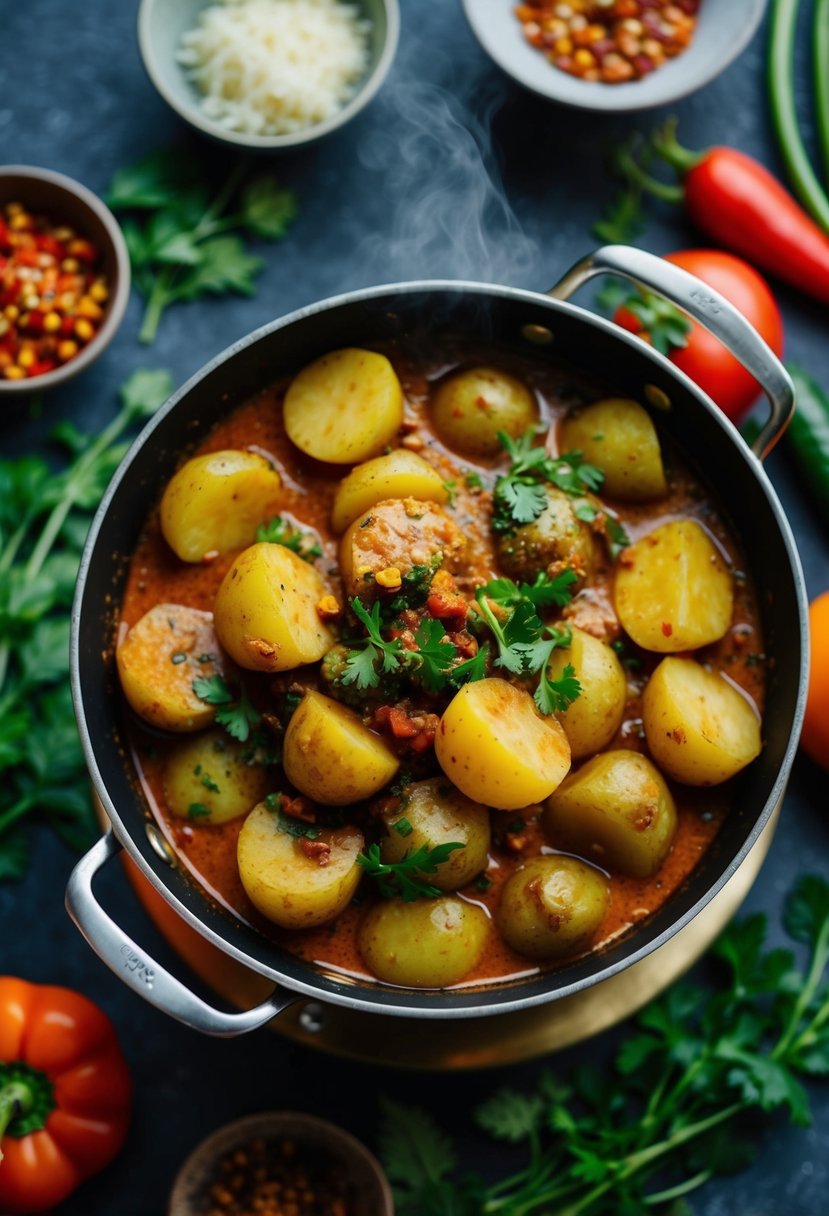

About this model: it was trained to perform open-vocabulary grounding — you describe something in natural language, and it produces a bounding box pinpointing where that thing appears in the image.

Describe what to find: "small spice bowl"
[168,1111,394,1216]
[137,0,401,152]
[0,166,130,397]
[462,0,768,113]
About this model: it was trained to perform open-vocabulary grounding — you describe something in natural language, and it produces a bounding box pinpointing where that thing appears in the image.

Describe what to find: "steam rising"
[353,51,542,287]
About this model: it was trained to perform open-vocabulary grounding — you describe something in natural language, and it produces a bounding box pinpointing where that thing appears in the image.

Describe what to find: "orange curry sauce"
[120,339,765,990]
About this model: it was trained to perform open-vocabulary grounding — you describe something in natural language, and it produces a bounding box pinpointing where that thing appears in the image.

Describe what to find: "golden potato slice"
[547,627,627,760]
[358,896,490,987]
[163,730,269,825]
[614,519,733,652]
[560,398,667,501]
[116,603,223,732]
[331,450,448,535]
[435,679,571,810]
[544,749,677,878]
[380,778,491,891]
[283,691,399,805]
[283,348,404,464]
[339,498,466,601]
[495,486,597,584]
[213,543,336,673]
[496,855,609,960]
[643,657,762,786]
[159,450,282,562]
[237,803,363,929]
[431,366,538,457]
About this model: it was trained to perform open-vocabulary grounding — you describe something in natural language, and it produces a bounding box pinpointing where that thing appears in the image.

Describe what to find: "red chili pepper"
[0,977,131,1213]
[625,120,829,307]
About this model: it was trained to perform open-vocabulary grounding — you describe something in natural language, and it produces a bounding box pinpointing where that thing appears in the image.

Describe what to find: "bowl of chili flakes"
[0,165,130,396]
[462,0,768,112]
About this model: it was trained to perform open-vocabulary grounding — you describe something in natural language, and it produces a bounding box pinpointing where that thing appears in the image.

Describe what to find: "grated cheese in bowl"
[177,0,372,137]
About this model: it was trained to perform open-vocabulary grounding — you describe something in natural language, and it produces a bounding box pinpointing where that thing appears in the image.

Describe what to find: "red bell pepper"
[0,977,132,1213]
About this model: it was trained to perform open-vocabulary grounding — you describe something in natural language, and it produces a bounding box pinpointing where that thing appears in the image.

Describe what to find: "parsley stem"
[642,1167,714,1205]
[138,268,175,344]
[773,916,829,1059]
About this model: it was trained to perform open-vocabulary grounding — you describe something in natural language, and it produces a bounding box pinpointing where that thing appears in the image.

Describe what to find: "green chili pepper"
[785,365,829,530]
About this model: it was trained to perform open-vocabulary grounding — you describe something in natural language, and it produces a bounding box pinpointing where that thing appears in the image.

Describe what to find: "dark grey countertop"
[2,2,828,1213]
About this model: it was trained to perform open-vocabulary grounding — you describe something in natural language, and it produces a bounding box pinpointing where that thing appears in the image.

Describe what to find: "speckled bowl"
[167,1111,394,1216]
[138,0,400,151]
[462,0,768,112]
[0,166,130,398]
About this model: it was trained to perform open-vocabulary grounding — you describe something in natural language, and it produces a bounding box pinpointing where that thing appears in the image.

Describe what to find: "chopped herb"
[393,818,414,837]
[193,674,261,743]
[389,770,415,797]
[474,874,492,892]
[492,427,605,533]
[282,690,303,716]
[746,652,766,668]
[447,644,491,687]
[605,513,631,560]
[256,515,322,561]
[442,479,458,506]
[187,803,211,819]
[264,792,282,812]
[192,673,235,705]
[358,841,464,902]
[464,470,485,489]
[342,596,461,694]
[171,651,187,665]
[200,773,221,793]
[277,811,319,840]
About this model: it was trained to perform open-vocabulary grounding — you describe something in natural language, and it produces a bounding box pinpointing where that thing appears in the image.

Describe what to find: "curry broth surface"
[121,339,765,989]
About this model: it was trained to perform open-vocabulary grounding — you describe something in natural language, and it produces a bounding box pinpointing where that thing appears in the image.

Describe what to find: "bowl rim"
[167,1110,394,1215]
[70,278,810,1021]
[0,164,131,396]
[137,0,402,150]
[461,0,769,113]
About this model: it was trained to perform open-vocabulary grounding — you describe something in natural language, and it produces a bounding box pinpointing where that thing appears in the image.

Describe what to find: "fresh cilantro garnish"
[393,818,414,837]
[0,371,171,882]
[409,618,457,693]
[380,875,829,1213]
[605,514,631,560]
[481,570,577,612]
[358,841,464,902]
[200,773,221,793]
[277,811,319,841]
[447,644,491,687]
[187,802,211,819]
[341,600,406,689]
[192,674,262,744]
[464,470,485,489]
[492,427,605,533]
[256,515,322,561]
[107,148,296,344]
[442,480,458,507]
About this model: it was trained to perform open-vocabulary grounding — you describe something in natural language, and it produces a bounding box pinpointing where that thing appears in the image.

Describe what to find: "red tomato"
[801,591,829,771]
[613,250,784,424]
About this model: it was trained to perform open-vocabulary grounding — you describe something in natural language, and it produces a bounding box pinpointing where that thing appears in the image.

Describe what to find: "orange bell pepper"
[0,977,131,1213]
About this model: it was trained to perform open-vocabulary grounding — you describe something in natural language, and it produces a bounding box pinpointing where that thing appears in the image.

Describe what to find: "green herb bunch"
[0,370,172,879]
[380,874,829,1214]
[106,149,297,344]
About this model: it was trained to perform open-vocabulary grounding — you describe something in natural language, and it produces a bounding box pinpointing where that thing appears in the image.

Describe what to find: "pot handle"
[66,832,292,1037]
[548,244,794,460]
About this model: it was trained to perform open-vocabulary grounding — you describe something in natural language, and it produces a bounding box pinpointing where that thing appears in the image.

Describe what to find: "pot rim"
[70,278,810,1019]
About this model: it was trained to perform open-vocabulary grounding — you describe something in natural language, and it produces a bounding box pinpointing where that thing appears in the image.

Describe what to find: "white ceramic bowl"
[138,0,400,151]
[462,0,768,112]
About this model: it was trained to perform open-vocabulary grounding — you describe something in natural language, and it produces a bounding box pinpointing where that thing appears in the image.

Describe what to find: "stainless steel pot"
[67,246,809,1037]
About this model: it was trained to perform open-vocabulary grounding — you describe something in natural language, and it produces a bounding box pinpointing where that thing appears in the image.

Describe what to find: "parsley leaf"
[193,674,261,744]
[358,841,464,902]
[410,618,457,692]
[492,427,605,533]
[107,148,296,343]
[256,515,322,560]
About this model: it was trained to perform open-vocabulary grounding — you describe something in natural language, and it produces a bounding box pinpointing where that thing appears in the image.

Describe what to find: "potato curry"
[116,341,764,990]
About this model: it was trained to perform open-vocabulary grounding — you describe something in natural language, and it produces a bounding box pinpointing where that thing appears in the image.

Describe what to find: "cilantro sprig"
[192,673,279,763]
[380,874,829,1214]
[0,370,172,880]
[341,599,459,694]
[492,428,604,533]
[257,515,322,561]
[358,841,464,902]
[106,148,297,344]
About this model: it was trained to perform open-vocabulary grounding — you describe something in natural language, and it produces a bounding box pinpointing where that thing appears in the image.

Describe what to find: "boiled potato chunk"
[163,730,269,825]
[358,896,490,987]
[496,486,597,583]
[283,691,399,805]
[331,450,448,534]
[238,803,363,929]
[116,604,223,732]
[339,498,465,601]
[548,627,627,760]
[560,399,667,501]
[435,679,571,810]
[544,750,677,878]
[159,450,282,562]
[614,519,733,652]
[214,543,336,673]
[643,657,762,785]
[284,348,404,464]
[496,856,609,960]
[431,366,538,457]
[380,778,491,891]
